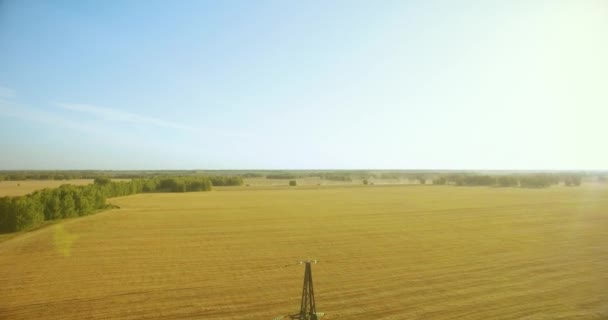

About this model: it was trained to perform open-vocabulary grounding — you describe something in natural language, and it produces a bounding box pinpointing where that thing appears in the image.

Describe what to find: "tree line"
[0,170,251,182]
[266,173,298,179]
[0,176,242,234]
[320,174,352,182]
[432,174,582,188]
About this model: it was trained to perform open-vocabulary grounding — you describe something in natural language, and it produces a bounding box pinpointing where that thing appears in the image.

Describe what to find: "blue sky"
[1,1,607,170]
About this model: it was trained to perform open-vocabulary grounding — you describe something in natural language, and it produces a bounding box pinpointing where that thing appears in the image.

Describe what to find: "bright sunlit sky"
[0,1,607,170]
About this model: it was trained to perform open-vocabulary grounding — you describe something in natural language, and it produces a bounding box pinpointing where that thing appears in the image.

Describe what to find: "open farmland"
[1,185,607,319]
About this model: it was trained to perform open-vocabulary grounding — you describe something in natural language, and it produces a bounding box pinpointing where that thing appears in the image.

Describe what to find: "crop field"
[1,185,607,319]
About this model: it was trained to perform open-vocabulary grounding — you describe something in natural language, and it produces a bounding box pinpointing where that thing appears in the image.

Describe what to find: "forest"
[432,174,582,188]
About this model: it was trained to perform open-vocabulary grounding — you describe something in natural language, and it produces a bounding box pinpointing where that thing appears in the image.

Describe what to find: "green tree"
[59,187,77,218]
[497,176,518,187]
[41,189,62,220]
[433,177,447,185]
[0,197,16,232]
[94,177,112,185]
[13,196,44,231]
[75,189,93,215]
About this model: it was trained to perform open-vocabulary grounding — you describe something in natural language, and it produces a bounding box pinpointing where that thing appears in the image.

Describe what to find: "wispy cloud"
[55,102,252,139]
[56,103,199,131]
[0,102,178,151]
[1,99,255,149]
[0,103,114,137]
[0,86,16,99]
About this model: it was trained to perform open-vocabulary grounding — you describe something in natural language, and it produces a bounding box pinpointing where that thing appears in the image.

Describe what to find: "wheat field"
[1,185,607,319]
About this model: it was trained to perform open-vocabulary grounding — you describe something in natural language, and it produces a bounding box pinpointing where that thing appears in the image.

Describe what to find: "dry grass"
[1,185,607,319]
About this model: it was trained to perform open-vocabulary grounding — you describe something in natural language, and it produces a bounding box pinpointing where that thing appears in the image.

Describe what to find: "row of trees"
[3,170,604,183]
[0,170,247,182]
[320,174,352,182]
[0,176,242,234]
[154,177,212,192]
[266,174,297,179]
[564,175,582,186]
[208,176,243,186]
[431,174,580,188]
[0,181,131,233]
[0,173,99,181]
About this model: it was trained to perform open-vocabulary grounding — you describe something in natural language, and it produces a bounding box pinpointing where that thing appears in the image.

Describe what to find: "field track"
[1,185,607,319]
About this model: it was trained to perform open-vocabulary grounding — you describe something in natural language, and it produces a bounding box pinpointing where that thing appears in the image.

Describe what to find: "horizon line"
[0,168,606,172]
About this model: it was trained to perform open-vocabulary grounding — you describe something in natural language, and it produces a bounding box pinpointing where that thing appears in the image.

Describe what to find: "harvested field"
[1,185,607,319]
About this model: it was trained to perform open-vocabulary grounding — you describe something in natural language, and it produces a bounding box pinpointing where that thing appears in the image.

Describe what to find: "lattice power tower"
[274,259,324,320]
[298,260,319,319]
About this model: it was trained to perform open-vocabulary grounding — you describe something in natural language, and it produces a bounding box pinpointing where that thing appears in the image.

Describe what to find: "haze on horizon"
[1,1,607,171]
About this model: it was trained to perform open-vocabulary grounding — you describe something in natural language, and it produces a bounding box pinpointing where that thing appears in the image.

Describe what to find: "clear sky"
[0,1,607,170]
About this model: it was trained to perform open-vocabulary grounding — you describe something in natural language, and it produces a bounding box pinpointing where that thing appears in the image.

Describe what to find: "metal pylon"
[274,260,324,320]
[298,261,317,320]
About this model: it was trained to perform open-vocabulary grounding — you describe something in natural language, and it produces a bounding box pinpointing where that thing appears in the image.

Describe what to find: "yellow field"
[1,185,607,319]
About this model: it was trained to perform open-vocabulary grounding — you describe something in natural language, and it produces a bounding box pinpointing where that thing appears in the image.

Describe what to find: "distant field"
[243,177,418,186]
[0,177,415,197]
[1,185,607,319]
[0,179,131,197]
